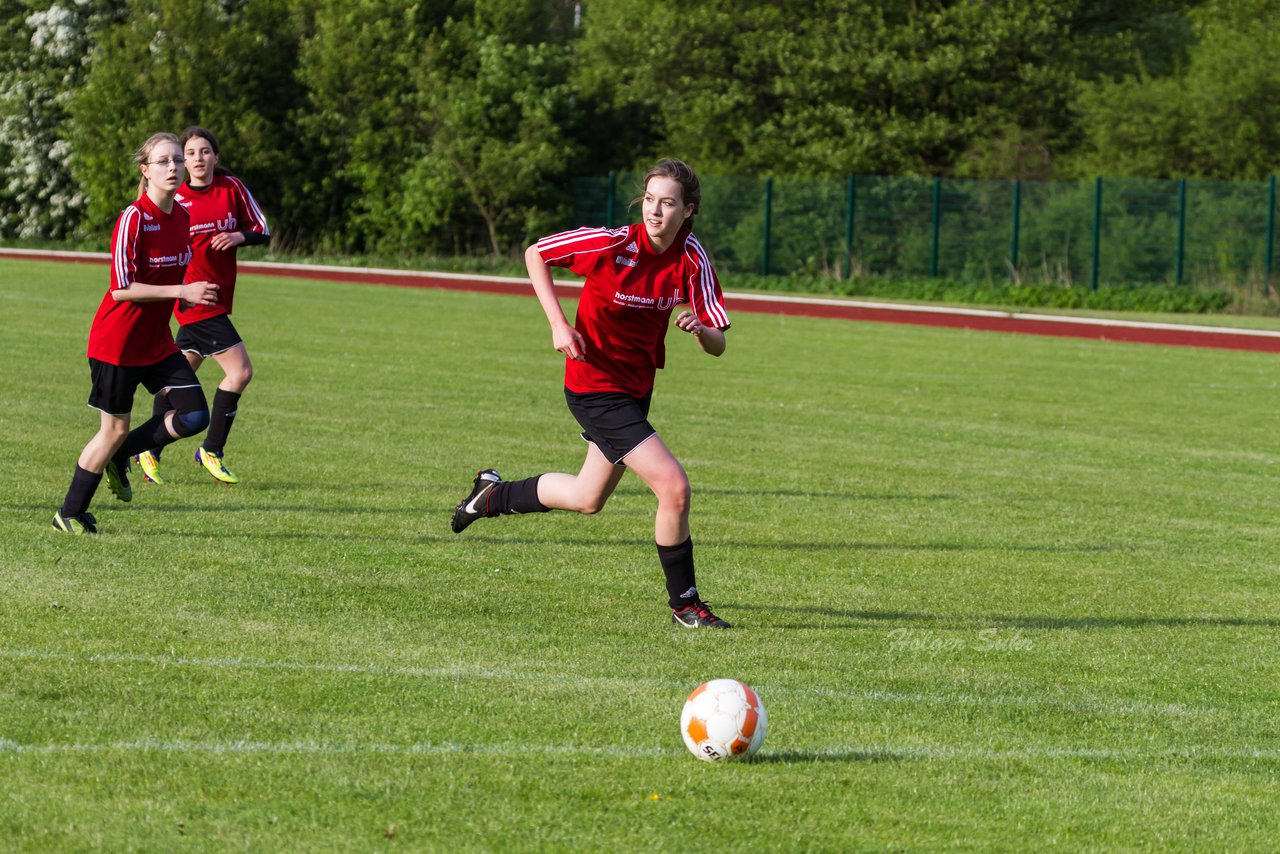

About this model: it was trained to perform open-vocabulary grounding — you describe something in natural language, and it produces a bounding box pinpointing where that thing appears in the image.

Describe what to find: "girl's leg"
[622,435,729,626]
[57,411,130,525]
[203,343,252,455]
[451,443,625,534]
[617,435,690,546]
[111,385,210,487]
[535,442,627,514]
[78,411,131,473]
[146,351,201,466]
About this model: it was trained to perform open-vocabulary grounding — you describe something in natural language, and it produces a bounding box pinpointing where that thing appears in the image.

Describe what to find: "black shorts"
[176,314,243,358]
[87,351,201,416]
[564,388,656,465]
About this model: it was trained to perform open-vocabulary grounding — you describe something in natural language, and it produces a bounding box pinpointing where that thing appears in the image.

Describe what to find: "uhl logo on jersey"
[217,214,238,232]
[657,289,682,311]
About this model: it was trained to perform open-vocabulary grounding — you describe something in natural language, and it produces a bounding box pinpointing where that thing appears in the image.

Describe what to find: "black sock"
[113,415,178,464]
[486,476,550,516]
[657,537,697,609]
[203,388,241,455]
[60,465,103,517]
[150,392,173,458]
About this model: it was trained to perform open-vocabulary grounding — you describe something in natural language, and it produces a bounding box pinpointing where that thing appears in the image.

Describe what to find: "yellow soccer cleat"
[195,447,240,485]
[132,450,165,485]
[104,457,132,502]
[52,510,98,535]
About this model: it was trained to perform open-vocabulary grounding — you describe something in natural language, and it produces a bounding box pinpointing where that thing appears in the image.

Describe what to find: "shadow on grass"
[746,748,906,764]
[725,541,1119,553]
[6,500,1111,555]
[612,485,959,502]
[727,603,1280,630]
[170,530,1117,554]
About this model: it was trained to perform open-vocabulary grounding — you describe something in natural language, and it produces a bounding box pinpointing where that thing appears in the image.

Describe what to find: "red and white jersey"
[86,194,190,366]
[173,174,269,325]
[537,222,729,396]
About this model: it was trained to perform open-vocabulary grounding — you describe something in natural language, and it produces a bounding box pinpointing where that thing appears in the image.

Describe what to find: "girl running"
[451,159,733,628]
[53,132,219,534]
[133,126,270,487]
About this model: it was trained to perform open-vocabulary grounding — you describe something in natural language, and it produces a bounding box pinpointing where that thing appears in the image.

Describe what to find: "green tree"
[409,13,578,254]
[0,1,124,239]
[1064,0,1280,180]
[574,0,1079,180]
[293,0,457,252]
[297,0,578,255]
[1056,0,1201,82]
[67,0,305,238]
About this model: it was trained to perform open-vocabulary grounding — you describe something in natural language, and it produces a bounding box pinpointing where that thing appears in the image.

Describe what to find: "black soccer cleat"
[451,469,501,533]
[52,510,99,536]
[672,599,732,629]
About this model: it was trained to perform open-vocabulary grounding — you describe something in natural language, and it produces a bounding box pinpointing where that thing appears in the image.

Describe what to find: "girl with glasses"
[53,132,220,534]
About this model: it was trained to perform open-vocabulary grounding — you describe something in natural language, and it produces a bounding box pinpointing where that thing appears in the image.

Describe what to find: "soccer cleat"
[104,457,132,502]
[133,450,165,485]
[451,468,501,533]
[672,599,732,629]
[195,447,239,485]
[52,510,98,535]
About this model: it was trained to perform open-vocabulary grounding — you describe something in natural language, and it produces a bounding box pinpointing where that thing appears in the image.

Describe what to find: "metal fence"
[572,173,1280,292]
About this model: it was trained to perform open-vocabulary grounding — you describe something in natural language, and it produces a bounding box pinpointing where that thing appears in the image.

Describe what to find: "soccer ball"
[679,678,767,762]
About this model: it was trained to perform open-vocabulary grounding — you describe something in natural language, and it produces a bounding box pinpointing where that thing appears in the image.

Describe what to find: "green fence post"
[930,176,942,277]
[1090,177,1103,291]
[605,171,617,228]
[1175,179,1187,287]
[1009,179,1022,280]
[761,177,773,277]
[844,175,856,280]
[1266,175,1277,294]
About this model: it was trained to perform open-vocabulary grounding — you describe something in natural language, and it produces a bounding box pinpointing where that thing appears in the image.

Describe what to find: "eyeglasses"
[147,158,184,167]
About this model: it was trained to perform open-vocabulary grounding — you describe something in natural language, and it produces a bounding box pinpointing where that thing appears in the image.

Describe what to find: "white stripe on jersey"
[113,206,141,289]
[227,175,270,236]
[684,234,729,329]
[537,226,629,262]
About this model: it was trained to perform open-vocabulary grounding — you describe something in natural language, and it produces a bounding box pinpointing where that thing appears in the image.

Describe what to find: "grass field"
[3,256,1280,851]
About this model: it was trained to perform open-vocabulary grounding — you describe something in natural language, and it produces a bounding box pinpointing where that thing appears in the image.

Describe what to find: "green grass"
[2,257,1280,851]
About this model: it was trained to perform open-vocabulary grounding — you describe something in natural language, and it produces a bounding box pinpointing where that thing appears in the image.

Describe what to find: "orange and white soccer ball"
[680,678,767,762]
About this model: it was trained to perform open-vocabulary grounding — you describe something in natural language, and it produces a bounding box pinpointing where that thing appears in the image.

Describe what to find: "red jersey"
[537,222,729,396]
[86,194,191,366]
[173,174,269,325]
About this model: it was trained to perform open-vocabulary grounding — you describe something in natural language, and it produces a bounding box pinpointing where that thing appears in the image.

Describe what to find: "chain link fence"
[571,173,1280,296]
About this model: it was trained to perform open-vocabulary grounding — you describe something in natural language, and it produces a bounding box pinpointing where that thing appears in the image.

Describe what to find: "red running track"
[7,248,1280,354]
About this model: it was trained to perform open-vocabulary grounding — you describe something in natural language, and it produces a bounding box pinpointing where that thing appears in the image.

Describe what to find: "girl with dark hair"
[53,132,219,534]
[133,126,270,487]
[450,159,734,628]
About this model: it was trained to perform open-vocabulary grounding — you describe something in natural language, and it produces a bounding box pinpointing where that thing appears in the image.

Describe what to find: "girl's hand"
[675,310,704,336]
[676,309,727,356]
[210,231,247,252]
[183,281,220,306]
[552,321,587,361]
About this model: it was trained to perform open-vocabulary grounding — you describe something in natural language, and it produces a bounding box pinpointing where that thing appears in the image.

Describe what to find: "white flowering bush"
[0,2,119,240]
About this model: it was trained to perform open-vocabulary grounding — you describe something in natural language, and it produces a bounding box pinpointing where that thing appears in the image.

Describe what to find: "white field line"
[0,647,1210,720]
[0,738,1277,763]
[8,246,1280,340]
